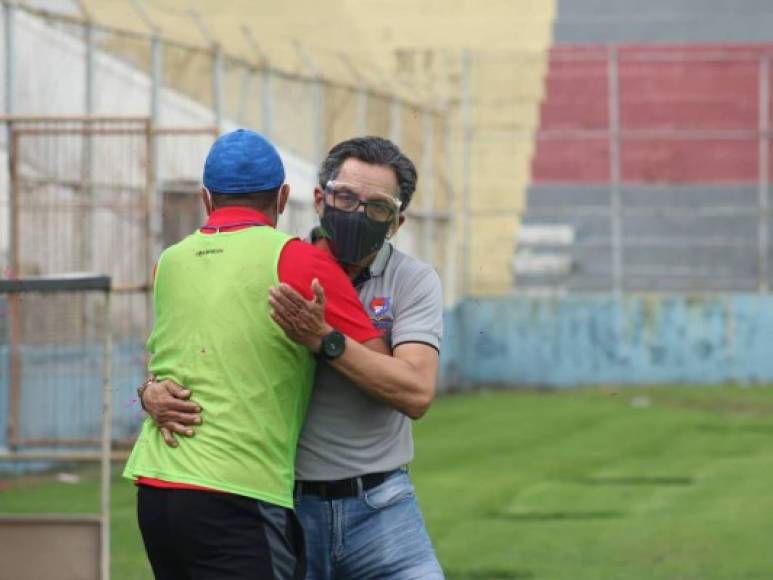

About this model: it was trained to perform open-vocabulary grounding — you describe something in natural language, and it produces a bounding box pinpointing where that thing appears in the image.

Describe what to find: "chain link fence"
[0,117,216,449]
[0,1,457,302]
[508,45,773,295]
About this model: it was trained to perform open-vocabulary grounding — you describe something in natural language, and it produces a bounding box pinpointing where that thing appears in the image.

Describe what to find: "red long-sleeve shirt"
[138,206,379,492]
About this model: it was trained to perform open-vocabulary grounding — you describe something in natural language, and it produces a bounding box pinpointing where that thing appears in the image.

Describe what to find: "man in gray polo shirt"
[290,234,441,478]
[141,137,444,579]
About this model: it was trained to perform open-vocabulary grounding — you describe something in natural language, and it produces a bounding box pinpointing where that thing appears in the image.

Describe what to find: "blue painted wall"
[4,294,773,451]
[439,295,773,388]
[0,341,146,449]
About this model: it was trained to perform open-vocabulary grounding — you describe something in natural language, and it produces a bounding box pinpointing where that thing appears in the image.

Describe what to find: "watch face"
[322,330,346,359]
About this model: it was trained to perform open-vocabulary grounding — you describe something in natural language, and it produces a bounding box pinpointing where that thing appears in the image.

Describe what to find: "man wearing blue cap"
[139,136,445,579]
[123,129,383,580]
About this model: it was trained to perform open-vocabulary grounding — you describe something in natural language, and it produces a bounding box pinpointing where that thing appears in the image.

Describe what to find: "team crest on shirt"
[369,297,392,318]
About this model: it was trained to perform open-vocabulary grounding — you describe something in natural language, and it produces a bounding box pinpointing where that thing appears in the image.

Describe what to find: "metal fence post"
[356,86,368,135]
[2,1,15,284]
[189,5,222,133]
[150,35,162,124]
[130,0,159,121]
[143,119,155,343]
[461,48,472,298]
[149,36,164,266]
[3,2,14,115]
[237,65,251,125]
[294,42,325,161]
[759,54,770,293]
[129,0,164,285]
[99,286,112,580]
[389,97,401,146]
[242,28,271,137]
[84,23,95,114]
[7,130,19,447]
[212,46,223,133]
[336,52,368,137]
[421,109,435,264]
[261,68,273,140]
[443,115,457,306]
[607,45,623,296]
[82,21,96,268]
[313,79,326,162]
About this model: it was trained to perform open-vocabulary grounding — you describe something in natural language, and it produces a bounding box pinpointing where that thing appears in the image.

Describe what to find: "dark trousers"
[137,485,306,580]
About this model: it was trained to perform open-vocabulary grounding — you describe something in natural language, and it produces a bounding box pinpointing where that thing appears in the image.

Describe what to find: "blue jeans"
[295,469,444,580]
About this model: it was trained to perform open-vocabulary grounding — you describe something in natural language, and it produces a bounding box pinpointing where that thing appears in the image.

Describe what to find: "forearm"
[327,338,435,419]
[267,279,437,418]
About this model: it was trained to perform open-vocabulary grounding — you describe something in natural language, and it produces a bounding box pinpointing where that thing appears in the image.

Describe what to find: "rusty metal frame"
[4,118,148,451]
[2,276,113,455]
[144,118,154,348]
[12,437,136,448]
[0,115,149,123]
[7,128,20,450]
[0,274,114,580]
[2,116,218,452]
[10,127,148,136]
[6,291,20,449]
[153,126,219,136]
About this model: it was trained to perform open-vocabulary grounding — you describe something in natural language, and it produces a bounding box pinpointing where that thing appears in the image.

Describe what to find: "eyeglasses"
[324,181,399,224]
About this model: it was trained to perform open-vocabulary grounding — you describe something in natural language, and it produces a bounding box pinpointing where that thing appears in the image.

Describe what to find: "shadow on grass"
[491,510,624,521]
[446,569,534,579]
[649,396,773,417]
[574,475,693,486]
[695,422,773,434]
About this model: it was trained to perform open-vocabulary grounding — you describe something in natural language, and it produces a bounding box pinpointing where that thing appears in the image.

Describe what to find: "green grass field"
[3,386,773,579]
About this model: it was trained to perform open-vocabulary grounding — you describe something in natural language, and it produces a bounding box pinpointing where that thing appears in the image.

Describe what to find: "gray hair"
[317,136,418,211]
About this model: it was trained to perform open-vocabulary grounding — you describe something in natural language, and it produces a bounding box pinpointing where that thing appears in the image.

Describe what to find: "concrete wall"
[0,9,437,275]
[352,0,558,297]
[526,0,773,295]
[0,9,333,275]
[520,183,773,293]
[440,294,773,388]
[5,293,773,451]
[555,0,773,44]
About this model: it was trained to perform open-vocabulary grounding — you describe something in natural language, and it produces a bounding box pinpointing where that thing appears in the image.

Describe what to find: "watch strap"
[320,330,346,361]
[137,377,154,412]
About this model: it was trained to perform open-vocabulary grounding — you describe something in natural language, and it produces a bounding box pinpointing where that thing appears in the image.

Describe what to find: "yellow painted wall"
[347,1,556,295]
[42,0,557,297]
[79,0,377,82]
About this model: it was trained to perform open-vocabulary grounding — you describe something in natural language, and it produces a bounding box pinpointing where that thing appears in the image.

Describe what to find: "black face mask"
[320,204,392,265]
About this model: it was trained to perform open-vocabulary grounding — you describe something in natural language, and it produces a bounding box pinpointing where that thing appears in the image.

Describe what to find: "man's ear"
[277,183,290,215]
[313,186,325,217]
[388,213,406,238]
[200,187,214,216]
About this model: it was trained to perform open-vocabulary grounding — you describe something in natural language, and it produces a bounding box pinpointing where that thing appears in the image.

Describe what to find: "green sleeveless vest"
[123,226,315,507]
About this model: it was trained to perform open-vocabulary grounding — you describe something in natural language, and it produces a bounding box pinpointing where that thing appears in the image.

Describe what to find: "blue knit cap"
[203,129,285,194]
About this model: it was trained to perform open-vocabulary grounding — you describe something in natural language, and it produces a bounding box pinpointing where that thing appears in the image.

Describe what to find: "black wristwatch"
[319,330,346,361]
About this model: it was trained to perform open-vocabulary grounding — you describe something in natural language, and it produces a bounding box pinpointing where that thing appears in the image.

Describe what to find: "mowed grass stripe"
[2,386,773,579]
[412,387,773,579]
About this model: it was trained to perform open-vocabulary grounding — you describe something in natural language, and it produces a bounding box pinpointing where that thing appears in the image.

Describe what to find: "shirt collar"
[368,242,393,277]
[203,207,274,230]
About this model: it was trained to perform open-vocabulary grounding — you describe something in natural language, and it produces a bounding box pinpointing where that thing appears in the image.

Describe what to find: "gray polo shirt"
[294,241,443,481]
